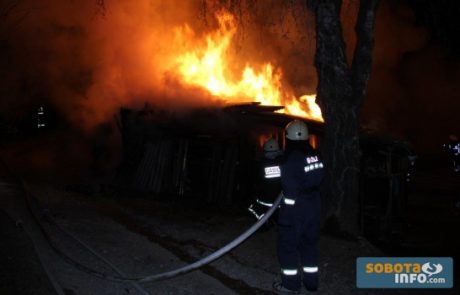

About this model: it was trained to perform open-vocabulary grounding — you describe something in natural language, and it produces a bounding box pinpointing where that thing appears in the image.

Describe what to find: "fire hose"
[139,192,283,282]
[22,178,283,283]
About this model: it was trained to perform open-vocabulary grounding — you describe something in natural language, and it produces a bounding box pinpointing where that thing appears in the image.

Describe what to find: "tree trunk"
[309,0,380,236]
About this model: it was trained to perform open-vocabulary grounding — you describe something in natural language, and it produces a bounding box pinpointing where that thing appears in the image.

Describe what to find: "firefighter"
[273,120,324,294]
[443,134,460,174]
[247,138,283,223]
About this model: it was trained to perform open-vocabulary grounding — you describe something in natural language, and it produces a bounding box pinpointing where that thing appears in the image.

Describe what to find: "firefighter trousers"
[277,194,320,291]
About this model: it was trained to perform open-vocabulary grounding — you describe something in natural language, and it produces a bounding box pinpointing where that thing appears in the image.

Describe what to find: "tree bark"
[308,0,380,236]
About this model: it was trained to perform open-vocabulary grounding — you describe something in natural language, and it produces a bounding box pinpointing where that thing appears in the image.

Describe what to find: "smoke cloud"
[0,1,218,130]
[0,0,457,153]
[0,0,316,132]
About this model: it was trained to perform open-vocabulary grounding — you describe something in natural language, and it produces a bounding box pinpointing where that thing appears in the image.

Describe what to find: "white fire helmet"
[263,138,280,152]
[285,120,309,141]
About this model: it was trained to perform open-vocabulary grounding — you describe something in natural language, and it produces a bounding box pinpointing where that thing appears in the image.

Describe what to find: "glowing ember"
[172,10,323,122]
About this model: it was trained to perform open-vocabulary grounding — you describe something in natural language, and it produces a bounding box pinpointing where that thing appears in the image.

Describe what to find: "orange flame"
[172,10,323,122]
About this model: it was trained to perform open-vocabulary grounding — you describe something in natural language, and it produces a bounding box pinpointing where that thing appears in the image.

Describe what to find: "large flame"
[172,10,323,122]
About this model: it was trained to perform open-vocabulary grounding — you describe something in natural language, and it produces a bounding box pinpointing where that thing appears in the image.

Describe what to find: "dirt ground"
[1,175,458,295]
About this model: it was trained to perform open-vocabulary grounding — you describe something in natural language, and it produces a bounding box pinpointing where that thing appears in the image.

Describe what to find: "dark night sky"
[0,0,459,154]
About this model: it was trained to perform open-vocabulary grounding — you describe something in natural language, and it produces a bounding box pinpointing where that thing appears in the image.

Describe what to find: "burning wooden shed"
[115,103,322,205]
[114,102,415,239]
